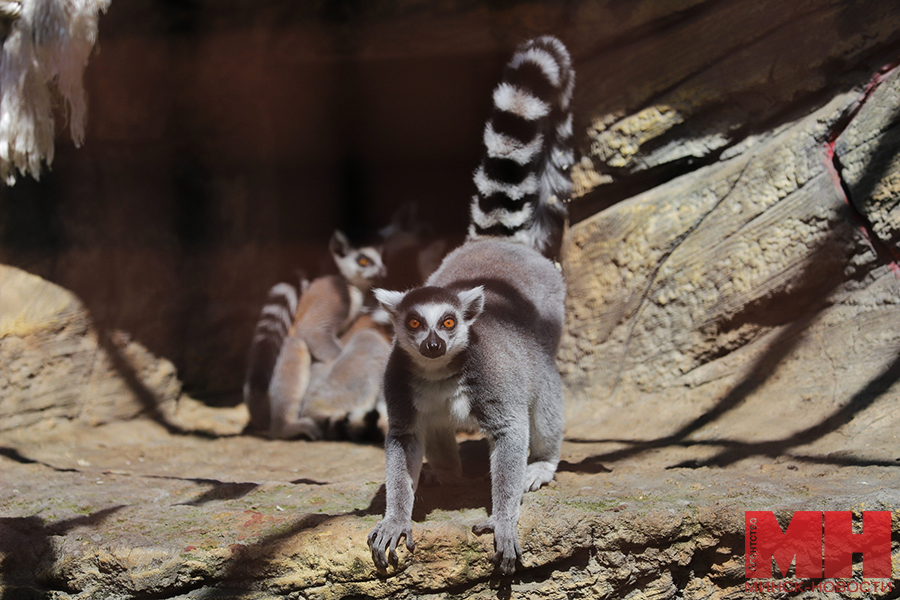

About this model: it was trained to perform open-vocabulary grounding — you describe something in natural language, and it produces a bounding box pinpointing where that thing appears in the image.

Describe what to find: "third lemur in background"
[368,36,575,575]
[244,230,388,439]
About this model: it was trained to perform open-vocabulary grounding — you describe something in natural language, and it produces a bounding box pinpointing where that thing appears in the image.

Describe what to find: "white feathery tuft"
[0,0,110,184]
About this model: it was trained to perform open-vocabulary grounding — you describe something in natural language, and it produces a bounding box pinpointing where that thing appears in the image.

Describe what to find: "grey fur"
[369,239,565,574]
[300,326,391,440]
[270,324,390,441]
[368,35,573,575]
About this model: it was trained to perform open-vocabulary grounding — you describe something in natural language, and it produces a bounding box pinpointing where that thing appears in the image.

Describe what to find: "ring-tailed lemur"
[243,276,305,432]
[368,36,574,575]
[243,230,388,439]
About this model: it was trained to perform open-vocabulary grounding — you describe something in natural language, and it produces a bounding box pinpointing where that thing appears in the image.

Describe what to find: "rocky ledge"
[0,414,898,600]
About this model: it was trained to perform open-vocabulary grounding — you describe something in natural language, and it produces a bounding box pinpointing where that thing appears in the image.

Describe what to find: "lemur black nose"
[420,332,446,358]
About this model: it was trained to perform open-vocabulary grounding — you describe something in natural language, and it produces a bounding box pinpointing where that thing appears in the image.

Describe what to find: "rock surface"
[0,265,181,431]
[833,64,900,254]
[1,418,898,599]
[559,55,900,466]
[559,80,900,460]
[570,0,900,210]
[2,1,900,599]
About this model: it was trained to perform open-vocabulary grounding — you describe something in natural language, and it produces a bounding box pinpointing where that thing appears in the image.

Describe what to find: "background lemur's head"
[374,285,485,369]
[330,230,386,290]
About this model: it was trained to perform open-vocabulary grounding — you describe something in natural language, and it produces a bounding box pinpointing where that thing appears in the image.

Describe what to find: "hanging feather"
[0,0,109,184]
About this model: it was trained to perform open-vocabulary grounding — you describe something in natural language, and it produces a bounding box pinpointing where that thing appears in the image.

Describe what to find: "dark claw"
[472,519,494,536]
[368,520,414,570]
[475,519,521,575]
[495,554,518,574]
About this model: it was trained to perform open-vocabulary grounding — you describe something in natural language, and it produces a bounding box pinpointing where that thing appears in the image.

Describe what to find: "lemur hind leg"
[524,359,563,493]
[267,335,314,439]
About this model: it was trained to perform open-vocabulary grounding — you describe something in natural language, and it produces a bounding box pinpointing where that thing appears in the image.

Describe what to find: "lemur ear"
[329,230,350,257]
[373,288,406,317]
[457,286,485,322]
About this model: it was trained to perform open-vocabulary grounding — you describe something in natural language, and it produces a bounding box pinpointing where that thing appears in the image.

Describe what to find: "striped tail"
[243,279,302,431]
[468,35,575,259]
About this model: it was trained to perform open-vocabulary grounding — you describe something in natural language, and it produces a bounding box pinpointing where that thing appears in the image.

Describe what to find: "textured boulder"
[0,264,181,430]
[571,0,900,204]
[834,65,900,253]
[560,73,900,464]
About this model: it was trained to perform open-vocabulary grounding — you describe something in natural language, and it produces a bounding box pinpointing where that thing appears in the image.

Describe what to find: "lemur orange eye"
[443,318,456,329]
[357,256,370,267]
[408,318,420,329]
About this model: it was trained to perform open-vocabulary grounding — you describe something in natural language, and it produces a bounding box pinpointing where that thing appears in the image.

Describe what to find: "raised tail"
[468,35,575,259]
[243,279,302,432]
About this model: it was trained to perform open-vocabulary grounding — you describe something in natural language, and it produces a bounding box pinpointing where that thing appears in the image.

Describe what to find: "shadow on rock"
[167,478,261,506]
[191,510,369,599]
[186,439,499,598]
[0,448,77,473]
[0,506,125,600]
[362,439,494,523]
[682,349,900,468]
[415,438,492,520]
[562,215,894,472]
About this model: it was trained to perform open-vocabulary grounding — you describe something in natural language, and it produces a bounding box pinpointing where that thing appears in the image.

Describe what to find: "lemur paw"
[472,517,522,575]
[523,461,556,492]
[368,518,414,570]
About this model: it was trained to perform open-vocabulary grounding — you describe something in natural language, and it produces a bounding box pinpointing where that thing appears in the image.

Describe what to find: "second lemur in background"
[368,36,574,575]
[244,230,388,439]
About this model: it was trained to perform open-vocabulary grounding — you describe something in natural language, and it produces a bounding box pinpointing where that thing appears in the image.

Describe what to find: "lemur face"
[330,230,386,289]
[374,286,485,367]
[402,302,461,359]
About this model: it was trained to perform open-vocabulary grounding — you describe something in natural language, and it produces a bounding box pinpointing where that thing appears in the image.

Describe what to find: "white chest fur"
[412,375,472,424]
[346,286,364,325]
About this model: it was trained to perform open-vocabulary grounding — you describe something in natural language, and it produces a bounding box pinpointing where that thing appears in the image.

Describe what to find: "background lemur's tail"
[243,278,303,431]
[468,35,575,259]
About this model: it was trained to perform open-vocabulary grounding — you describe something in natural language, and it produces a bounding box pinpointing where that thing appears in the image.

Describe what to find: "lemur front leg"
[368,430,423,569]
[473,422,529,575]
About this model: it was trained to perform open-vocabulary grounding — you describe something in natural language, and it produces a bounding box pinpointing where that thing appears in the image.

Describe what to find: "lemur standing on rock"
[368,36,575,575]
[243,230,389,440]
